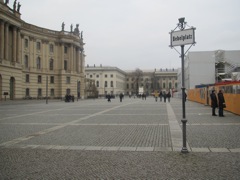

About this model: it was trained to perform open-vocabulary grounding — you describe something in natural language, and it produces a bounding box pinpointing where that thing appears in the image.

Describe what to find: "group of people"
[210,90,226,117]
[65,94,75,102]
[154,91,171,102]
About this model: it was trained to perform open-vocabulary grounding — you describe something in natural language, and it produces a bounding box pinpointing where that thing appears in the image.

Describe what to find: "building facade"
[126,69,178,96]
[85,65,126,97]
[86,66,178,97]
[0,1,86,100]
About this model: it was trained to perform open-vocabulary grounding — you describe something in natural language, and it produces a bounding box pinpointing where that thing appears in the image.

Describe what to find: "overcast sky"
[17,0,240,70]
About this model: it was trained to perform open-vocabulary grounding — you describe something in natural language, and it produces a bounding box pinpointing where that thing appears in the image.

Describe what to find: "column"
[70,45,73,71]
[61,43,64,70]
[76,47,80,73]
[80,50,83,73]
[4,23,9,60]
[0,21,4,60]
[13,26,17,62]
[16,29,21,63]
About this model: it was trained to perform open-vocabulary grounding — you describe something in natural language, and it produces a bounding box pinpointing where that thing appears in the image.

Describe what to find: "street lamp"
[169,18,196,153]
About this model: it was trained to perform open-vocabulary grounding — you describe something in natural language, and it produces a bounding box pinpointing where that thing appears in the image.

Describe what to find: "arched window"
[169,82,172,89]
[36,57,41,69]
[49,59,54,70]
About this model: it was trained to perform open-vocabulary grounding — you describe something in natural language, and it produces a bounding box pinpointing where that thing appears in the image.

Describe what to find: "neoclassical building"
[85,65,126,97]
[85,65,178,97]
[0,0,86,100]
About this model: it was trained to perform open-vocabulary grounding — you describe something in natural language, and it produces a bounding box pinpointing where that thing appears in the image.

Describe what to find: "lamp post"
[170,17,196,153]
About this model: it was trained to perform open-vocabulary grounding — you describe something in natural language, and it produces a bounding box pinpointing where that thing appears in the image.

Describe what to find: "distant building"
[85,65,126,97]
[0,1,86,100]
[86,65,178,97]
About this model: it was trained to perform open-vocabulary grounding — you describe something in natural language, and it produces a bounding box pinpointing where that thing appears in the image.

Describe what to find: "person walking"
[163,92,167,103]
[119,93,124,102]
[210,90,218,116]
[159,91,163,102]
[167,91,171,102]
[217,90,226,117]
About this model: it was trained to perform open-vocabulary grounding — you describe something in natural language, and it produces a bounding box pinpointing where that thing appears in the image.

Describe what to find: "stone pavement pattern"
[0,97,240,179]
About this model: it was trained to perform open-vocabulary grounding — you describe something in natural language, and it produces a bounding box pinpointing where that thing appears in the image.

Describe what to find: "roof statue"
[61,22,65,31]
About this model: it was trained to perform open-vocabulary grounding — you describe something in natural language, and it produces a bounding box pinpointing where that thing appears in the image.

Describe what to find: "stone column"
[16,29,21,63]
[61,43,64,70]
[76,47,80,73]
[4,22,9,60]
[13,26,17,62]
[0,20,4,60]
[70,45,73,71]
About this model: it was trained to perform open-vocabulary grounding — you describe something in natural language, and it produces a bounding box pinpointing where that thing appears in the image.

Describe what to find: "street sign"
[170,28,195,47]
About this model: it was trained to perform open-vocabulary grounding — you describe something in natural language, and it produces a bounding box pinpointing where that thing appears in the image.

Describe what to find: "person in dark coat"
[210,90,218,116]
[119,93,124,102]
[217,90,225,117]
[167,91,171,102]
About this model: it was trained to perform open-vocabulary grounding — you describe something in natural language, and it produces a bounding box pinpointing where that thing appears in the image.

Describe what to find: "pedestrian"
[217,90,226,117]
[107,94,111,102]
[120,93,123,102]
[210,90,218,116]
[163,92,167,103]
[159,91,163,102]
[154,91,158,102]
[167,91,171,102]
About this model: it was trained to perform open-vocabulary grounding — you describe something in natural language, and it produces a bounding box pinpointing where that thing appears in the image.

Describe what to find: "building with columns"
[0,1,86,100]
[85,65,178,97]
[85,65,126,97]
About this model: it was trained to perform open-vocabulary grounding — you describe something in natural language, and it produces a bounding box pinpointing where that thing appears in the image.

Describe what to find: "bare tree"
[132,68,143,94]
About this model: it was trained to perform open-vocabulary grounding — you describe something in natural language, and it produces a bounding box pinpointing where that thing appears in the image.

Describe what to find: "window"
[66,77,70,84]
[126,78,129,81]
[49,59,54,70]
[175,82,177,89]
[105,81,107,87]
[25,88,30,96]
[38,88,42,97]
[111,81,113,87]
[50,89,54,96]
[49,44,54,53]
[96,75,99,78]
[38,75,42,83]
[37,42,41,51]
[90,75,92,78]
[36,57,41,69]
[169,82,172,89]
[127,84,129,89]
[105,74,107,78]
[24,39,28,48]
[24,55,28,68]
[64,46,68,54]
[163,83,166,88]
[26,74,29,83]
[64,60,67,70]
[50,76,54,84]
[96,81,99,87]
[111,74,113,78]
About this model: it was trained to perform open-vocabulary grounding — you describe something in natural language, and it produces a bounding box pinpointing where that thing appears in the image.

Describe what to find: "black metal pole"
[181,45,188,153]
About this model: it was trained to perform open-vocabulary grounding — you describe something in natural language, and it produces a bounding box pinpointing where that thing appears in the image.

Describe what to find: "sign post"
[169,17,196,153]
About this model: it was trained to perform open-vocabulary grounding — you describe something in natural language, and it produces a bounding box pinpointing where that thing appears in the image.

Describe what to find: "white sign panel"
[170,28,195,47]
